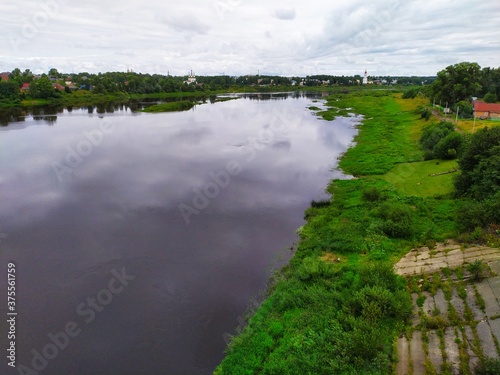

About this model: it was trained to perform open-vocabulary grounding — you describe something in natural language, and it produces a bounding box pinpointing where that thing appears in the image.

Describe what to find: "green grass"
[380,159,458,197]
[140,100,195,113]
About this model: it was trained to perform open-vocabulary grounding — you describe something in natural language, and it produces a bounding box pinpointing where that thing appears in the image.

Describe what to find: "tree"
[430,62,482,104]
[484,92,498,103]
[29,75,59,99]
[454,126,500,199]
[0,81,20,100]
[48,68,60,78]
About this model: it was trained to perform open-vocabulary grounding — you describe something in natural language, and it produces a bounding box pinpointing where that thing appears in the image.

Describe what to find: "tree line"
[1,67,433,102]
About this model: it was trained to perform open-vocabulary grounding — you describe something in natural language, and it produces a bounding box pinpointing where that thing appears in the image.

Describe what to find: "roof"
[473,100,500,112]
[21,83,30,89]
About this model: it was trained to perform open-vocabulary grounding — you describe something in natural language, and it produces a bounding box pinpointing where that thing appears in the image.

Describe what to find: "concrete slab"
[451,288,465,319]
[465,326,481,370]
[489,260,500,275]
[476,281,500,318]
[444,327,460,374]
[410,331,425,375]
[434,289,448,316]
[488,276,500,303]
[466,285,484,321]
[396,336,409,375]
[412,293,420,326]
[447,249,464,258]
[427,330,443,371]
[476,321,499,359]
[488,319,500,345]
[423,291,434,316]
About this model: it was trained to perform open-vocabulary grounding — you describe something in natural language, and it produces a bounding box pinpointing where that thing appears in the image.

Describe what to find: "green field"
[380,159,458,197]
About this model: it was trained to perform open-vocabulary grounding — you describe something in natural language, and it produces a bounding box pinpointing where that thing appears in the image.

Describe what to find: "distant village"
[0,68,431,97]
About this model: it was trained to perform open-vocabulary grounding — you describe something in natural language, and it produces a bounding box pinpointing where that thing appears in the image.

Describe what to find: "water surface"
[0,94,359,374]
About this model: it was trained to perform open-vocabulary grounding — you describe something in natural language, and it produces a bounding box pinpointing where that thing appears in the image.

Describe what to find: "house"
[0,72,10,81]
[53,83,65,91]
[20,83,30,92]
[473,100,500,120]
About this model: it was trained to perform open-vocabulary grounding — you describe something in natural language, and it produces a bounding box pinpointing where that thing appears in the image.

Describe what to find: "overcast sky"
[1,0,499,76]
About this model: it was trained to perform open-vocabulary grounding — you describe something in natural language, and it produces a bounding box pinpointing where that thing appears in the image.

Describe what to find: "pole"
[455,106,459,123]
[473,114,476,133]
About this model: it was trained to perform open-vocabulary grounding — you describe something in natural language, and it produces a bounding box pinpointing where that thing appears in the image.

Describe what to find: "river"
[0,93,359,374]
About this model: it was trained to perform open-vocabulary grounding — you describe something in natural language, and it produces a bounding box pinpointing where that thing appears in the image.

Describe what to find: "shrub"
[376,202,414,239]
[362,187,382,202]
[473,358,500,375]
[421,108,431,121]
[420,121,455,154]
[455,127,500,199]
[433,131,465,159]
[402,88,419,99]
[484,92,498,103]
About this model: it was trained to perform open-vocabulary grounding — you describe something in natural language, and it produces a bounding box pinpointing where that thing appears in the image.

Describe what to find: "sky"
[1,0,499,77]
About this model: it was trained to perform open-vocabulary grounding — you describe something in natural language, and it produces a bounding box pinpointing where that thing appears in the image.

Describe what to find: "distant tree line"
[1,67,438,102]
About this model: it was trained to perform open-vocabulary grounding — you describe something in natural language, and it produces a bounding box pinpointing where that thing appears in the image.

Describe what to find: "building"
[0,72,10,81]
[362,69,368,85]
[473,100,500,120]
[20,83,30,92]
[184,70,196,85]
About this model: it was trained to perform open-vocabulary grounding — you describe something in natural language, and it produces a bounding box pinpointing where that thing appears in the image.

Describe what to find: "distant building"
[20,83,30,92]
[184,70,196,85]
[473,100,500,120]
[0,72,10,81]
[53,83,65,91]
[362,69,368,85]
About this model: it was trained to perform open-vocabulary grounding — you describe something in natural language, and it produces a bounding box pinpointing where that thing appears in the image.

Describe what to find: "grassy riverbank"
[214,91,464,374]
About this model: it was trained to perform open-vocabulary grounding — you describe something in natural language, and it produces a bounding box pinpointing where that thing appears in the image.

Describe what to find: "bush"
[433,131,465,159]
[420,121,455,154]
[421,108,431,120]
[377,202,414,238]
[402,88,419,99]
[455,127,500,199]
[484,92,498,103]
[362,187,382,202]
[473,358,500,375]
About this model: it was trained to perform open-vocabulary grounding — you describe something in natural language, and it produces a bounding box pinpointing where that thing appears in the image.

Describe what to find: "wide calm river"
[0,93,359,375]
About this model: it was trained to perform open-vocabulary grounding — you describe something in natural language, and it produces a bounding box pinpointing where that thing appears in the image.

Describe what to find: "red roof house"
[53,83,65,91]
[473,100,500,120]
[20,83,30,92]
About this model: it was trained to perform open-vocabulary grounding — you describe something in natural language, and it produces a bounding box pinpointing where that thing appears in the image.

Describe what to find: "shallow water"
[0,93,359,374]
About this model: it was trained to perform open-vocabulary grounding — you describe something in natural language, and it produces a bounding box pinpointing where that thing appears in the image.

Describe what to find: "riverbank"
[0,85,399,110]
[214,91,467,374]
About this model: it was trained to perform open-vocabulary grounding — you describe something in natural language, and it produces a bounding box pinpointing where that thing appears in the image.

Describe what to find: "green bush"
[402,88,419,99]
[362,187,382,202]
[473,358,500,375]
[420,121,457,159]
[484,92,498,103]
[421,107,431,121]
[455,127,500,199]
[376,202,414,238]
[433,131,465,159]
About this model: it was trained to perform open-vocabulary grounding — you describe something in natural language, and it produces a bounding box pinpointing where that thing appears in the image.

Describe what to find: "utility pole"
[455,106,459,124]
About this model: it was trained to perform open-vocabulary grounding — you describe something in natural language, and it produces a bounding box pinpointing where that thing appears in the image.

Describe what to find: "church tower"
[362,69,368,85]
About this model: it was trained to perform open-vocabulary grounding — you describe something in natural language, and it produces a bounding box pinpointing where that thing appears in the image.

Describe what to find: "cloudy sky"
[1,0,499,76]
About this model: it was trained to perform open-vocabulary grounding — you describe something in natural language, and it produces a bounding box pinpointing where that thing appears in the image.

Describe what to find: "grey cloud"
[157,14,210,35]
[273,8,296,20]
